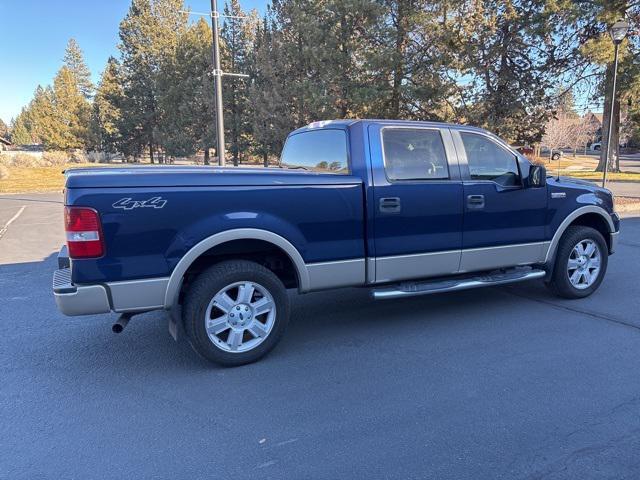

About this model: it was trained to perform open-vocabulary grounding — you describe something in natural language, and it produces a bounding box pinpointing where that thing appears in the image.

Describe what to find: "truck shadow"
[1,252,529,373]
[3,215,637,373]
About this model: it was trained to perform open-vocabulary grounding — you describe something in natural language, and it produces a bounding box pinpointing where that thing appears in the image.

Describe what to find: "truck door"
[450,129,548,273]
[367,124,464,283]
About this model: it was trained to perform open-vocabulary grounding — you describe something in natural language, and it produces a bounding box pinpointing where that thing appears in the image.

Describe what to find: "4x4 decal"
[112,197,167,211]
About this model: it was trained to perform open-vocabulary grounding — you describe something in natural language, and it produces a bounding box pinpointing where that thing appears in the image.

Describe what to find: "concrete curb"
[615,198,640,213]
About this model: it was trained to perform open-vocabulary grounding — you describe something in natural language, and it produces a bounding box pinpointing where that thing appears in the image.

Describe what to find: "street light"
[602,20,630,187]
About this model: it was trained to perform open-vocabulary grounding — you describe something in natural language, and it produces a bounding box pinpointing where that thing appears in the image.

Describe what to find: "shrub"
[0,154,9,167]
[69,150,88,163]
[43,151,70,165]
[8,153,44,167]
[0,164,9,180]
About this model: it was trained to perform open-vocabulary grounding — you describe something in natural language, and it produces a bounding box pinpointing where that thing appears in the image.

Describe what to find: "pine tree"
[118,0,188,162]
[249,16,297,164]
[9,111,33,145]
[221,0,257,165]
[158,18,216,160]
[63,39,94,99]
[0,119,8,139]
[90,57,124,154]
[448,0,584,144]
[579,1,637,173]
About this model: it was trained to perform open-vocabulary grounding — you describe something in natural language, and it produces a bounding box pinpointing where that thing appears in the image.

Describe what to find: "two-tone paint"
[56,119,619,317]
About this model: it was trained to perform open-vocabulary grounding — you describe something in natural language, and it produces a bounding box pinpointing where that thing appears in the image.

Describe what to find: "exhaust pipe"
[112,313,132,334]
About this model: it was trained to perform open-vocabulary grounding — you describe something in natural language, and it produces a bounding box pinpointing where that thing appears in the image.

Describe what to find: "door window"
[460,133,520,186]
[280,129,349,173]
[382,128,449,181]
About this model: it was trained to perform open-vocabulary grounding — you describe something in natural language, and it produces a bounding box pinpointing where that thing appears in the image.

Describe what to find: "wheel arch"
[544,206,614,265]
[164,228,310,309]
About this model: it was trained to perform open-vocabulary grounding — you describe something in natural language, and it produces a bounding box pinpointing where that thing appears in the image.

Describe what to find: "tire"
[551,152,561,161]
[183,260,291,366]
[546,226,608,299]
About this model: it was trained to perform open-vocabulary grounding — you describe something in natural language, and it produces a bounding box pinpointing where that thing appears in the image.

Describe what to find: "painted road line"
[0,206,26,240]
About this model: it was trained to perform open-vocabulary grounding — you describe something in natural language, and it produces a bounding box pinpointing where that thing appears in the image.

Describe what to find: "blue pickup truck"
[53,120,620,365]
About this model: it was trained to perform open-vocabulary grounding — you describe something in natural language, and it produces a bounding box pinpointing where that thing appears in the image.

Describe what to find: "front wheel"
[183,260,291,366]
[546,226,608,299]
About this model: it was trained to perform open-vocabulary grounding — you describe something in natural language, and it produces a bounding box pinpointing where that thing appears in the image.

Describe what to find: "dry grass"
[0,163,109,194]
[560,171,640,182]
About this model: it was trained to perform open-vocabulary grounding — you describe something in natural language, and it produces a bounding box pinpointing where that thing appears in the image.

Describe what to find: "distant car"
[516,146,534,156]
[591,142,601,151]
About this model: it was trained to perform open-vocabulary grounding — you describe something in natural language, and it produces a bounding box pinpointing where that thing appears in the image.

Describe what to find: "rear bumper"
[53,246,169,317]
[53,268,111,316]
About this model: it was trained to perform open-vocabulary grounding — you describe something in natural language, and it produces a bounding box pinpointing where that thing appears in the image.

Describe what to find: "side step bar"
[371,268,546,300]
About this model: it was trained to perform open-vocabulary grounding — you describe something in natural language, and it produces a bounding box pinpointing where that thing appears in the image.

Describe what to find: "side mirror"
[529,164,546,188]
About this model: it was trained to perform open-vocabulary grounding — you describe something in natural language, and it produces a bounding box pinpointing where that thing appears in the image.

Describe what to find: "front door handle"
[467,194,485,209]
[379,197,401,213]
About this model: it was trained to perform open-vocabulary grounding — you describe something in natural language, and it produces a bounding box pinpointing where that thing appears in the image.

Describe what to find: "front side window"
[280,129,349,173]
[382,128,449,181]
[460,132,521,186]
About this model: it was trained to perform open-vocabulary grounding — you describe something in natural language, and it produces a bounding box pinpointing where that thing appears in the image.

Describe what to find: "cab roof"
[291,119,488,135]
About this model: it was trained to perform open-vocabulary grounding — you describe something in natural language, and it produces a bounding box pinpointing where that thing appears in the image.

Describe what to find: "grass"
[558,170,640,182]
[0,163,104,194]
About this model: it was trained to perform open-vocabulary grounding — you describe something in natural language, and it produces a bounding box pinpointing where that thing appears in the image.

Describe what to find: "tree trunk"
[597,63,621,173]
[149,143,154,164]
[204,148,210,165]
[263,152,268,167]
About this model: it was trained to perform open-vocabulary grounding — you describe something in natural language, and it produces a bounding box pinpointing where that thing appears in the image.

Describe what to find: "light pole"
[602,20,630,187]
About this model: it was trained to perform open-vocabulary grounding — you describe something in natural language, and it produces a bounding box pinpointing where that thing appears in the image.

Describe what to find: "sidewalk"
[605,181,640,199]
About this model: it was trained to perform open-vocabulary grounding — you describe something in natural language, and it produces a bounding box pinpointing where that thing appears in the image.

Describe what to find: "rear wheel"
[546,226,608,299]
[183,260,290,366]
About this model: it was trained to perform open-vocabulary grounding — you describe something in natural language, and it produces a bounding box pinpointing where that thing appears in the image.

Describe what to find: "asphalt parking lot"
[1,193,640,480]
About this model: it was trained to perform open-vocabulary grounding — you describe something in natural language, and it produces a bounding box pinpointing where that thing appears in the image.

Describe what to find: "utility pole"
[210,0,226,166]
[182,3,249,167]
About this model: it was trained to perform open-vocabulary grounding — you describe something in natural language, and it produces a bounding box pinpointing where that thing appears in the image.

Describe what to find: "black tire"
[551,152,561,161]
[546,226,608,299]
[183,260,290,366]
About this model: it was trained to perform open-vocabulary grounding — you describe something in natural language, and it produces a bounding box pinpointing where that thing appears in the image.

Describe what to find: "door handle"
[379,197,401,213]
[467,194,485,209]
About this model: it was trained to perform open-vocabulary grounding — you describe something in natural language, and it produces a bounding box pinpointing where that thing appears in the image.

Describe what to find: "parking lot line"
[0,206,26,240]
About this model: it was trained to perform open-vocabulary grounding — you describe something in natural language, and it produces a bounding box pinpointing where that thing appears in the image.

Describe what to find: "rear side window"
[382,128,449,181]
[280,129,349,173]
[460,132,521,186]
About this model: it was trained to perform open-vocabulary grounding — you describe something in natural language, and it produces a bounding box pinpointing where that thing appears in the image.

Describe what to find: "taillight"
[64,207,104,258]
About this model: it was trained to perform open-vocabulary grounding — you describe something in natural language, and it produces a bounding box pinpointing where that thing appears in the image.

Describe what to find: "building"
[0,137,11,152]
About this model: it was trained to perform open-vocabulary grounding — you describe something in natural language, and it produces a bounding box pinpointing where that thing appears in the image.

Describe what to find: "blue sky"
[0,0,269,125]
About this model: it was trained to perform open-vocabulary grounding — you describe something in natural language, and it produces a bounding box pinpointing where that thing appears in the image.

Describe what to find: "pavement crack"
[503,288,640,333]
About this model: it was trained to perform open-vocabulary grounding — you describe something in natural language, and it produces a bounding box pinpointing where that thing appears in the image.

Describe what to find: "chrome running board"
[371,268,546,300]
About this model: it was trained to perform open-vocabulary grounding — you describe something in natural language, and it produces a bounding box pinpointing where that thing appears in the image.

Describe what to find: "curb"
[615,197,640,213]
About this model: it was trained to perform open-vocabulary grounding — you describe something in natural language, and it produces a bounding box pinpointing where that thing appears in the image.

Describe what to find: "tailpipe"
[112,313,132,334]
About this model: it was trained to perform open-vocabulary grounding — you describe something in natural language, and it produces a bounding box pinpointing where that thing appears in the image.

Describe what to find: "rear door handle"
[467,194,485,209]
[379,197,401,213]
